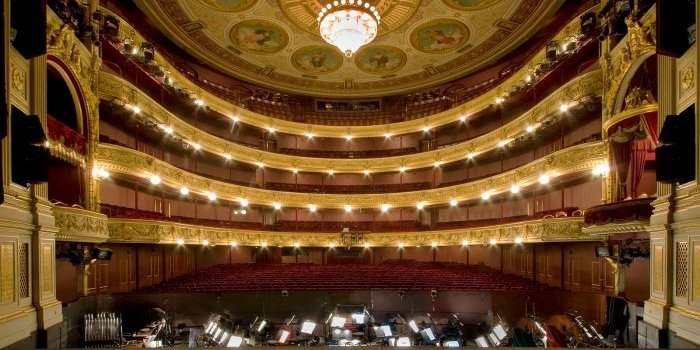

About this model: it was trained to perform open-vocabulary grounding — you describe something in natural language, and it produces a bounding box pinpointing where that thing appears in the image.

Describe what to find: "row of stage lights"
[120,99,575,175]
[91,160,608,213]
[173,236,522,249]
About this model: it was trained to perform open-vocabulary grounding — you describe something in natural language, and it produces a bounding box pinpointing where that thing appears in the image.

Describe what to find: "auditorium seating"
[141,261,550,293]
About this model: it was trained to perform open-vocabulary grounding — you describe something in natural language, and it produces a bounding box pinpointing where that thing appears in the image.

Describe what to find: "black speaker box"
[10,0,47,59]
[657,0,695,57]
[656,109,695,184]
[11,110,48,185]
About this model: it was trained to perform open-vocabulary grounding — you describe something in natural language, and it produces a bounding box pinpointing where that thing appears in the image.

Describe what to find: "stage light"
[294,242,300,248]
[538,174,550,184]
[239,198,249,207]
[344,204,352,213]
[489,238,497,245]
[459,115,467,123]
[450,198,459,207]
[422,126,431,133]
[398,242,405,249]
[131,105,141,114]
[420,328,436,341]
[256,320,267,333]
[351,313,365,324]
[92,167,110,179]
[191,142,201,151]
[515,237,523,244]
[231,115,240,123]
[272,202,282,210]
[256,161,265,168]
[380,203,391,213]
[202,240,209,246]
[345,134,353,141]
[261,242,268,248]
[329,243,335,249]
[526,125,536,133]
[475,336,489,348]
[194,98,204,106]
[510,184,520,194]
[525,74,533,83]
[331,316,346,328]
[384,133,392,139]
[363,169,371,176]
[498,139,510,147]
[433,161,442,168]
[481,191,492,200]
[222,153,232,161]
[227,335,243,348]
[488,333,500,346]
[396,336,411,346]
[292,168,299,174]
[559,103,569,112]
[495,97,505,104]
[363,243,370,249]
[176,238,184,245]
[377,325,393,337]
[466,152,476,160]
[149,175,161,185]
[431,242,438,248]
[461,240,469,247]
[408,320,419,333]
[300,321,316,335]
[327,169,335,176]
[308,204,317,213]
[266,127,276,134]
[205,321,216,334]
[305,132,314,139]
[230,241,238,247]
[206,192,217,201]
[493,324,507,340]
[416,202,425,210]
[240,209,247,215]
[398,166,406,173]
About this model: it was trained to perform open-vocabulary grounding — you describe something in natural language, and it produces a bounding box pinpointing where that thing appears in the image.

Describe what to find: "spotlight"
[498,139,510,147]
[344,134,353,141]
[179,186,189,195]
[559,103,569,112]
[292,168,299,174]
[256,162,265,168]
[281,289,288,297]
[191,142,201,151]
[327,169,335,176]
[239,198,249,207]
[593,162,610,176]
[272,202,282,210]
[422,126,431,133]
[363,243,370,249]
[466,153,476,160]
[515,237,523,244]
[461,240,469,247]
[526,125,536,133]
[160,125,174,134]
[202,240,209,246]
[430,289,438,298]
[222,153,232,161]
[408,320,419,333]
[206,192,217,201]
[194,98,204,106]
[278,329,291,343]
[433,161,442,168]
[384,133,392,139]
[176,238,184,245]
[261,242,268,248]
[293,242,300,248]
[331,316,346,328]
[149,175,161,185]
[481,191,492,200]
[231,115,240,123]
[131,105,141,114]
[398,242,405,249]
[344,204,352,213]
[475,336,489,348]
[459,115,467,123]
[416,202,425,210]
[431,242,438,248]
[538,174,550,184]
[495,97,505,104]
[308,204,317,213]
[363,169,371,176]
[489,239,497,245]
[450,199,459,207]
[305,133,314,139]
[398,166,406,173]
[267,127,276,134]
[240,209,247,215]
[230,241,238,247]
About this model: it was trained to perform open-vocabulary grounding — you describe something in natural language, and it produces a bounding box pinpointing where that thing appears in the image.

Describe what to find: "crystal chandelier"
[317,0,381,57]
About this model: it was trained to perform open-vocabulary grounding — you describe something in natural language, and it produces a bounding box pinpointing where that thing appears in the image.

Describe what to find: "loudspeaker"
[657,0,695,57]
[656,107,695,184]
[10,0,47,59]
[11,109,48,185]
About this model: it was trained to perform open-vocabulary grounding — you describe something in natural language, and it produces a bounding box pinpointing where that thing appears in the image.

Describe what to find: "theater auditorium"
[0,0,699,348]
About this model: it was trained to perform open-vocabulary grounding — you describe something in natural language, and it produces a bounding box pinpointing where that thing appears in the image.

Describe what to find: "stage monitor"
[300,321,316,335]
[493,324,507,340]
[419,328,436,342]
[488,332,501,346]
[475,336,489,348]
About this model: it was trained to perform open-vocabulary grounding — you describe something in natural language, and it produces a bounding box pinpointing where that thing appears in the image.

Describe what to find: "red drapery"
[630,138,652,198]
[608,111,658,200]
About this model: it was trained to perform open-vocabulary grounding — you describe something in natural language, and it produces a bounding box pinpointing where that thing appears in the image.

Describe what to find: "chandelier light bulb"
[318,1,380,57]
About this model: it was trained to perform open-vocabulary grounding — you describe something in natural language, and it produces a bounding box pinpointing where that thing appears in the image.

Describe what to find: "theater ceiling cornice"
[100,69,602,173]
[104,216,594,247]
[95,140,606,209]
[132,0,562,97]
[104,4,591,137]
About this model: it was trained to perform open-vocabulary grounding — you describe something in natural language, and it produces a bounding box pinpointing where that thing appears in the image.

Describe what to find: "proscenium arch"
[47,57,88,136]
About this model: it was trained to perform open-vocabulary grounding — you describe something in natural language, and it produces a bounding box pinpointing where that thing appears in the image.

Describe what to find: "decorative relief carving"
[9,50,29,112]
[53,206,109,242]
[107,217,589,246]
[96,141,606,209]
[99,70,602,173]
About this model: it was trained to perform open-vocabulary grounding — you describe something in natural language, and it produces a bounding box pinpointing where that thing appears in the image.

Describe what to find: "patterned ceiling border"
[134,0,561,97]
[95,140,607,209]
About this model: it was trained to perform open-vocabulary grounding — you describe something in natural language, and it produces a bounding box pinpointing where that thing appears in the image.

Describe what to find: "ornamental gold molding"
[46,141,86,168]
[601,5,656,119]
[53,206,109,243]
[99,69,602,173]
[100,6,594,137]
[582,221,648,236]
[602,103,657,132]
[9,48,30,114]
[96,140,606,209]
[107,216,592,247]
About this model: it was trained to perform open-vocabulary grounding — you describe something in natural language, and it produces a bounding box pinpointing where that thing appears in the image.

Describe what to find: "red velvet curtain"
[611,141,631,200]
[630,138,651,198]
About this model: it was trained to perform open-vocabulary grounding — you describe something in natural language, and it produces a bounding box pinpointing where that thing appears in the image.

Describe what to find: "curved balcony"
[98,4,596,137]
[98,69,602,174]
[582,197,655,236]
[95,140,606,209]
[53,205,110,242]
[104,214,589,246]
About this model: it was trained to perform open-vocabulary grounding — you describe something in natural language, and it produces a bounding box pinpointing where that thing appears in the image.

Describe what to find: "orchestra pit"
[2,0,700,348]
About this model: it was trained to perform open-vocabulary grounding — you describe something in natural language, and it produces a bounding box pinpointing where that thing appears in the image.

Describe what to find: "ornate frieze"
[53,206,109,242]
[99,70,602,173]
[107,216,591,246]
[96,141,606,209]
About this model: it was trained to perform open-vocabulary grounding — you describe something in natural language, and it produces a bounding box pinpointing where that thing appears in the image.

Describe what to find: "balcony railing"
[584,197,654,226]
[47,114,86,155]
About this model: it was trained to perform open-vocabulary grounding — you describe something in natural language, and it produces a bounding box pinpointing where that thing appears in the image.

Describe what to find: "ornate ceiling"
[135,0,563,97]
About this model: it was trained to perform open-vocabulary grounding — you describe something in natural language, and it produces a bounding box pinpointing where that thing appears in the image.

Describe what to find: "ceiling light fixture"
[149,175,161,185]
[317,0,380,57]
[344,204,353,213]
[449,199,459,207]
[272,202,282,210]
[538,174,550,184]
[309,204,318,213]
[179,186,190,196]
[380,203,391,213]
[510,184,520,194]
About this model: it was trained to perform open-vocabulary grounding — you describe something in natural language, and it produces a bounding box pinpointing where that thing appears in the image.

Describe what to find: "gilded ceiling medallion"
[229,19,290,54]
[278,0,420,37]
[410,18,469,54]
[441,0,499,11]
[198,0,258,12]
[354,45,406,75]
[292,45,345,74]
